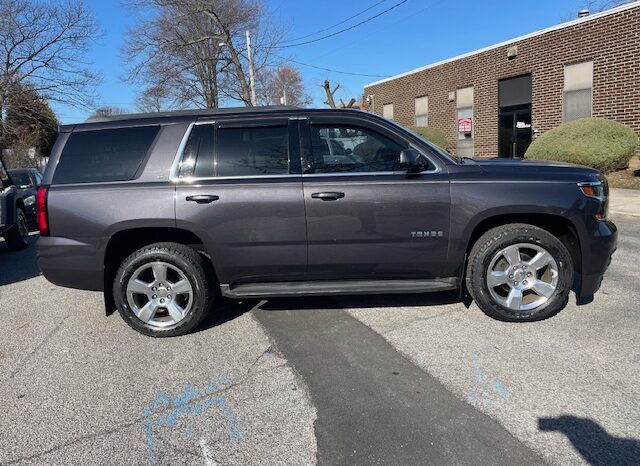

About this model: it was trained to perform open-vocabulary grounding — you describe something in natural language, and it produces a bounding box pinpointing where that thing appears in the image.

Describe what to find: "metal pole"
[246,30,257,106]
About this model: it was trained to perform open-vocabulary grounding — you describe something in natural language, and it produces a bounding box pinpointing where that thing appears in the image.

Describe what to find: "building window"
[456,86,474,157]
[415,96,428,127]
[382,103,394,120]
[564,61,593,122]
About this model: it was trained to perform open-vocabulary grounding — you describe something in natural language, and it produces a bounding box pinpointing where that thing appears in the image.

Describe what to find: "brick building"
[363,2,640,158]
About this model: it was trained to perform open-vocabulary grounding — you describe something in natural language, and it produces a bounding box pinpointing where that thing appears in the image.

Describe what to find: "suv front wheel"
[467,224,573,322]
[113,242,211,337]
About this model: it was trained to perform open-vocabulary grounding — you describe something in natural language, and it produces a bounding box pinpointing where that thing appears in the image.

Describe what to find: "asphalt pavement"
[1,216,639,465]
[0,236,317,465]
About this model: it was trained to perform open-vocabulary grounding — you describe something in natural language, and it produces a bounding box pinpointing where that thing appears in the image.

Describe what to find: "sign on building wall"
[458,118,473,133]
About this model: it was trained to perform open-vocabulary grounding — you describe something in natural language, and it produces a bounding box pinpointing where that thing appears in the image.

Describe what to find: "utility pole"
[246,30,257,106]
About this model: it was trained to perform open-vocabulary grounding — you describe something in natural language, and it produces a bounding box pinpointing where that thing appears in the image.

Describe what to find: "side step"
[220,278,457,299]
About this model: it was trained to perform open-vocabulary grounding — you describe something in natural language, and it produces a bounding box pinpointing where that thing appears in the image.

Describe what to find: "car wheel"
[113,242,211,337]
[466,223,573,322]
[4,208,29,251]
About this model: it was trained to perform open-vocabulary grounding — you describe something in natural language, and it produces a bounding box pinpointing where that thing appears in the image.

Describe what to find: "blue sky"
[53,0,595,123]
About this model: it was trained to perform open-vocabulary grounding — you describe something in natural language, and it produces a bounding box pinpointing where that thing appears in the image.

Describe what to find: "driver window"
[308,124,410,174]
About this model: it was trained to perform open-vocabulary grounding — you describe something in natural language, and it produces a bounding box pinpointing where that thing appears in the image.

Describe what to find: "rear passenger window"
[177,125,215,179]
[178,124,289,178]
[53,126,160,184]
[217,125,289,177]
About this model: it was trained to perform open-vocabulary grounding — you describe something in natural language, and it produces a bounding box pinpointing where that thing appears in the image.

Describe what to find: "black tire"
[4,208,29,251]
[466,223,573,322]
[113,242,211,337]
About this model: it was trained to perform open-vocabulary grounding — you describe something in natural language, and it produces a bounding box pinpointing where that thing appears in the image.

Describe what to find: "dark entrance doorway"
[498,75,532,158]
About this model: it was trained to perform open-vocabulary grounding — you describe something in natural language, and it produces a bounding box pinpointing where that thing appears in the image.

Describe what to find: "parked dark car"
[0,157,30,250]
[8,168,42,229]
[36,107,617,336]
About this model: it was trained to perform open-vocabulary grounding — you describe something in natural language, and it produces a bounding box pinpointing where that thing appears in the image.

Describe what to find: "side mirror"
[399,148,421,172]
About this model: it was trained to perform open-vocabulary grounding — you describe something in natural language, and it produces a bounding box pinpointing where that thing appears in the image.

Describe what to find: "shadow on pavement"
[258,290,460,312]
[539,415,640,466]
[194,297,261,333]
[0,235,41,286]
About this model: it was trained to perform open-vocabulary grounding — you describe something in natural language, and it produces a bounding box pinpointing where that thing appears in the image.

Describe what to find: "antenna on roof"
[578,9,590,18]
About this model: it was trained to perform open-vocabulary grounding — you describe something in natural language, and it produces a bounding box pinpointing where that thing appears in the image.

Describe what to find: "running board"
[220,278,457,299]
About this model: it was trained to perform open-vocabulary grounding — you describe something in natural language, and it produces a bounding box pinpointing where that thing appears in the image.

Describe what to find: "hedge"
[524,118,638,173]
[409,126,451,153]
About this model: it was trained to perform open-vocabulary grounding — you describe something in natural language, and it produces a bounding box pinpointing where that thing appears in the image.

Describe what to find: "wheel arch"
[102,227,218,314]
[463,213,582,276]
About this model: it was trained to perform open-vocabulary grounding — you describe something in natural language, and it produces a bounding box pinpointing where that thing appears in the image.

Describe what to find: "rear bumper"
[575,220,617,299]
[36,236,104,291]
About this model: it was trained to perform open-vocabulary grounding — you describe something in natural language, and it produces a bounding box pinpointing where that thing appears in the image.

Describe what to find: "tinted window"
[34,172,43,185]
[11,171,32,188]
[177,124,215,178]
[216,125,289,177]
[309,125,410,173]
[53,126,160,184]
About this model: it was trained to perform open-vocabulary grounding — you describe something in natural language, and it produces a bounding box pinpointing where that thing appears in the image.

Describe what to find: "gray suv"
[37,107,617,336]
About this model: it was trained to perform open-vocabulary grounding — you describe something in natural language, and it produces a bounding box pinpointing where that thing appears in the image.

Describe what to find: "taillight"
[36,186,49,236]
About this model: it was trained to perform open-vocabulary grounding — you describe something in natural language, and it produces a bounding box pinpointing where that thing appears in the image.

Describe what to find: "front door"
[300,116,450,280]
[499,107,532,158]
[174,118,307,286]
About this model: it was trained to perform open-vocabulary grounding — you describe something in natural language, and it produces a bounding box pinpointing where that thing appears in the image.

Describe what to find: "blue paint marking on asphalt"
[469,352,509,407]
[143,377,243,466]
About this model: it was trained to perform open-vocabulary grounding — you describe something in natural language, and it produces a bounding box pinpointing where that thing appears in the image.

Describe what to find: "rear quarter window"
[52,126,160,184]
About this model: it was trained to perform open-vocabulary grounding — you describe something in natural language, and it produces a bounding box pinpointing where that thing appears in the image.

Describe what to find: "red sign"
[458,118,473,133]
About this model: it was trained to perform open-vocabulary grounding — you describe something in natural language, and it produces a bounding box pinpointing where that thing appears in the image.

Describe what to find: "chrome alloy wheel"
[126,261,193,328]
[486,243,559,312]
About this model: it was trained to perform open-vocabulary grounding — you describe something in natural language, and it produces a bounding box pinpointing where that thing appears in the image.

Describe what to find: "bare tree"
[262,65,311,107]
[1,83,58,168]
[0,0,100,119]
[90,106,129,118]
[322,80,357,109]
[136,86,177,113]
[124,0,284,109]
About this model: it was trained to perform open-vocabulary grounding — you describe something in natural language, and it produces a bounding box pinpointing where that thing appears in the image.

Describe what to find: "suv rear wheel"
[113,242,211,337]
[4,208,29,251]
[467,223,573,321]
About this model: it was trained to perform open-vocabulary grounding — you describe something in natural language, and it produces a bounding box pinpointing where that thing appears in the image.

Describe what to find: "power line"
[273,54,390,78]
[269,0,408,48]
[279,0,389,44]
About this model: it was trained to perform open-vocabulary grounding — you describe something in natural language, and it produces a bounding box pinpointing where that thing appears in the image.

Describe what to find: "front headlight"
[578,178,609,221]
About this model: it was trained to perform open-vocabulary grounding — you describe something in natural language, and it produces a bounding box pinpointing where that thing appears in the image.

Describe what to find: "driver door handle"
[186,194,219,204]
[311,192,345,201]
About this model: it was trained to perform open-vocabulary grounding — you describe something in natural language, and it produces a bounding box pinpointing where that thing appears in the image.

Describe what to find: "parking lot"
[1,216,639,465]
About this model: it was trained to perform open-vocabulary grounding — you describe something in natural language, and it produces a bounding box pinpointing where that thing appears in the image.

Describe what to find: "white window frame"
[414,96,428,127]
[382,103,394,120]
[563,61,593,122]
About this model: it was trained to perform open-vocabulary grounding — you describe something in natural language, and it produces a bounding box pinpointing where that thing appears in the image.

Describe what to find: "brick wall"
[363,5,640,157]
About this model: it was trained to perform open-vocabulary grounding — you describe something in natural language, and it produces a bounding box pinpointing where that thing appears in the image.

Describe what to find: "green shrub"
[409,126,451,153]
[525,118,638,173]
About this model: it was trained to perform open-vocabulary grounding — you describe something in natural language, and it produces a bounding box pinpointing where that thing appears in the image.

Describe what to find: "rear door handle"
[186,194,219,204]
[311,192,345,201]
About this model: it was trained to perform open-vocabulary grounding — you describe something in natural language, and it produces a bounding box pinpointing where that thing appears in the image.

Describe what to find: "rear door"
[300,115,451,280]
[174,118,307,286]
